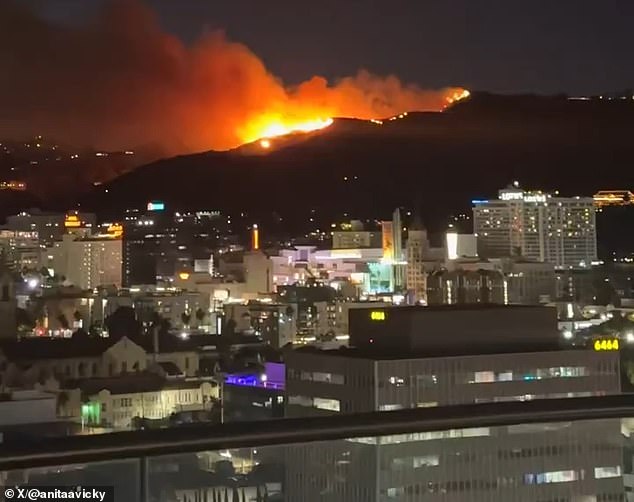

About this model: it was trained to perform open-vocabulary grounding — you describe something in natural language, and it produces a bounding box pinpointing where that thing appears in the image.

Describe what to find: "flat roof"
[359,304,553,313]
[292,341,579,361]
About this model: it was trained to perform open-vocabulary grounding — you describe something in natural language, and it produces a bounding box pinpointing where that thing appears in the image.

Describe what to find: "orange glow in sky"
[242,89,470,146]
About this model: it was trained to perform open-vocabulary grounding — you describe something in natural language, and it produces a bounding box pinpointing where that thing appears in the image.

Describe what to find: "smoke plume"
[0,0,464,153]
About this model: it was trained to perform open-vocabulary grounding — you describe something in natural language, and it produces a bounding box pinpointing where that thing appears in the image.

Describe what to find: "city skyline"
[1,3,634,500]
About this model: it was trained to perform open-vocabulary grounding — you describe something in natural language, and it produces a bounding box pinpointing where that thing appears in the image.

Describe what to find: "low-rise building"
[68,373,217,430]
[285,305,623,501]
[223,362,285,423]
[0,336,147,384]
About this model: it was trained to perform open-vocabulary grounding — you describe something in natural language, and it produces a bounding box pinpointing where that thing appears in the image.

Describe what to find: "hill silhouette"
[85,93,633,239]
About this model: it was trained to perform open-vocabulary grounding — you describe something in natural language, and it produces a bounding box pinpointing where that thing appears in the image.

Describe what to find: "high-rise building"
[122,207,228,286]
[0,230,40,271]
[405,216,429,304]
[45,234,122,289]
[3,210,96,247]
[472,185,597,268]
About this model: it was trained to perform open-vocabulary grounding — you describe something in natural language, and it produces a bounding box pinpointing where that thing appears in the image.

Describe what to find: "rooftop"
[292,342,572,360]
[0,336,125,360]
[65,372,215,396]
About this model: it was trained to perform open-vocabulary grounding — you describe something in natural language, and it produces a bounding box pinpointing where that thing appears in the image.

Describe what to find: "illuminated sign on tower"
[64,214,81,228]
[147,201,165,211]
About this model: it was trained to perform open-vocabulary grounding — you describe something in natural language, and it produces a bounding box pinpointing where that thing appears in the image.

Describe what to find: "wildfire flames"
[245,117,335,146]
[0,1,470,154]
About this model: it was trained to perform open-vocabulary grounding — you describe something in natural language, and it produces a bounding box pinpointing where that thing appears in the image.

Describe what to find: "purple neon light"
[224,373,285,390]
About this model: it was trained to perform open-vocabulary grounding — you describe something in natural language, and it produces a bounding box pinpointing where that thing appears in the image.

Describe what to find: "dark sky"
[21,0,634,94]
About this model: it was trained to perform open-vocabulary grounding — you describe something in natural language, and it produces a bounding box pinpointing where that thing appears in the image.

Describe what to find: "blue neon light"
[471,199,489,205]
[224,374,284,390]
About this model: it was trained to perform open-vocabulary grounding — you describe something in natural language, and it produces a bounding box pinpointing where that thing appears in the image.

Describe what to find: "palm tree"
[195,308,206,324]
[181,311,192,328]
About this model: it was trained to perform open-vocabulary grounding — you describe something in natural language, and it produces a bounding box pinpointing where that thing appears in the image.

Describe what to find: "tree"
[105,306,141,338]
[195,308,206,323]
[151,312,171,336]
[181,311,191,327]
[16,307,35,332]
[57,313,70,329]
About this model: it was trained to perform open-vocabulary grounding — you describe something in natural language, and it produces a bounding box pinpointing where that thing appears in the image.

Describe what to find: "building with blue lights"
[222,362,285,422]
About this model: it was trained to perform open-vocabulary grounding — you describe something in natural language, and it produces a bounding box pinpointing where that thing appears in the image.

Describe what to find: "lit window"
[379,404,403,411]
[388,376,406,386]
[594,466,621,479]
[524,470,578,485]
[413,455,440,468]
[313,397,340,412]
[474,371,495,383]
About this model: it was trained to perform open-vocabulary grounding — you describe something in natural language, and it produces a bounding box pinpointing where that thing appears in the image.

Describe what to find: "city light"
[64,214,81,228]
[593,339,619,351]
[446,229,458,260]
[252,224,260,250]
[147,201,165,211]
[370,311,386,321]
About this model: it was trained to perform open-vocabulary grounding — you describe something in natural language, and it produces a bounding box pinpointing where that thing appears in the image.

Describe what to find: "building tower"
[0,254,17,338]
[472,184,597,268]
[406,214,429,304]
[391,208,406,291]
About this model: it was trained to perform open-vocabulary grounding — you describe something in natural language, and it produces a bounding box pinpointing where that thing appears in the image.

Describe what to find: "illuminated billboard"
[147,201,165,211]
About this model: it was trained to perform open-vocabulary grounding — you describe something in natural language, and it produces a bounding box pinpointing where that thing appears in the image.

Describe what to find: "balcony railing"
[2,395,634,501]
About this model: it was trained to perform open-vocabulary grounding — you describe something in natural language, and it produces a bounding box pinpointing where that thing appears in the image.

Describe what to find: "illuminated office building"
[473,185,597,268]
[3,209,96,246]
[122,206,227,286]
[405,218,429,304]
[285,305,623,501]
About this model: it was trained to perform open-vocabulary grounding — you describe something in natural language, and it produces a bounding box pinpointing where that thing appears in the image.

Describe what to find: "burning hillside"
[0,1,468,154]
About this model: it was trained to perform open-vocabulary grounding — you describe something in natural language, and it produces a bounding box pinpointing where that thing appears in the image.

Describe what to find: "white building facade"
[45,234,122,289]
[473,186,597,268]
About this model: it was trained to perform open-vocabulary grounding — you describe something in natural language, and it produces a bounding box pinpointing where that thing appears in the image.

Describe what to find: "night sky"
[23,0,634,95]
